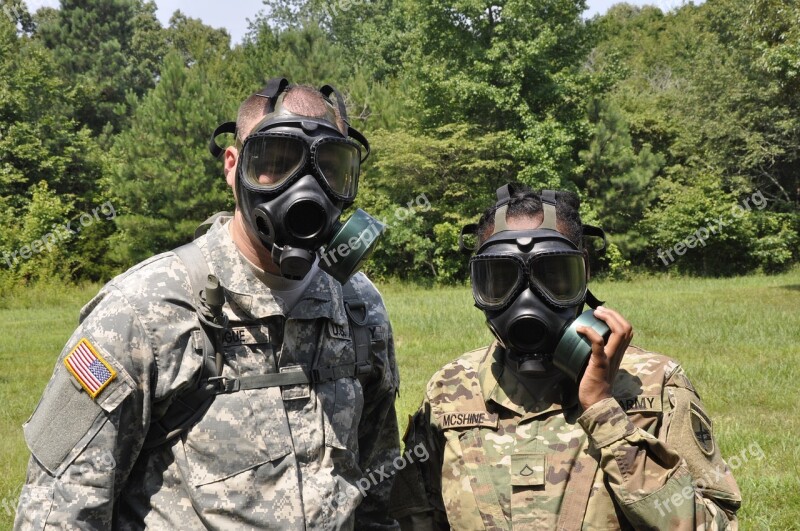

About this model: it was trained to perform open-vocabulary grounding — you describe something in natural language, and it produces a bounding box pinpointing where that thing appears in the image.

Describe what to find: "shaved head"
[235,84,346,143]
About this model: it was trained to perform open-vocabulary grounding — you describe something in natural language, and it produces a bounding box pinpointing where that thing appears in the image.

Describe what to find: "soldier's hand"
[576,306,633,410]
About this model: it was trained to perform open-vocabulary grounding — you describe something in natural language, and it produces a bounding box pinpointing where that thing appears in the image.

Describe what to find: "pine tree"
[110,51,236,266]
[35,0,165,134]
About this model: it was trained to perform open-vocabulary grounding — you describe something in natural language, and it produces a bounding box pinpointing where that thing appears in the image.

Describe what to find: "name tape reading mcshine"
[439,411,499,429]
[63,338,117,399]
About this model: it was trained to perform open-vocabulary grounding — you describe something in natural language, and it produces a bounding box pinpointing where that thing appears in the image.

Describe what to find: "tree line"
[0,0,797,287]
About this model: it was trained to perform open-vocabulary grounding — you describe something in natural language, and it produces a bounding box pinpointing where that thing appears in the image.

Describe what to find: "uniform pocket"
[181,386,292,487]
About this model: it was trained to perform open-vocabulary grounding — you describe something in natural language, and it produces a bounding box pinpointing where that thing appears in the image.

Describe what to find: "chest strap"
[206,362,366,394]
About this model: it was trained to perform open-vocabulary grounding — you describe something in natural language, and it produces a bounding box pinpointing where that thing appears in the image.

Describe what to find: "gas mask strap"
[209,121,236,159]
[585,289,605,309]
[319,84,372,163]
[540,190,558,230]
[319,84,349,124]
[256,77,291,112]
[492,184,512,234]
[583,224,607,254]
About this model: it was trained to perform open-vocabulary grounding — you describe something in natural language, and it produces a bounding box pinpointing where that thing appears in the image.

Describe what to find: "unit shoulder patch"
[690,402,715,455]
[63,338,117,399]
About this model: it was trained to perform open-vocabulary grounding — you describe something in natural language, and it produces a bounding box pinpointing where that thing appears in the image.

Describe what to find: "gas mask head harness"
[460,185,608,379]
[210,77,384,283]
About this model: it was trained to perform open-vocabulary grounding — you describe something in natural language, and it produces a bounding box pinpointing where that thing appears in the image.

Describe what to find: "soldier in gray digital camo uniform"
[15,80,400,530]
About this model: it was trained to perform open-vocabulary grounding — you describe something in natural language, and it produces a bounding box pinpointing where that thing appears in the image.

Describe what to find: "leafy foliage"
[0,0,797,287]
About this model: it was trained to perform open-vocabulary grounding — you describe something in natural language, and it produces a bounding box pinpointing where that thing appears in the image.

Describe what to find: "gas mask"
[210,78,384,283]
[461,186,609,380]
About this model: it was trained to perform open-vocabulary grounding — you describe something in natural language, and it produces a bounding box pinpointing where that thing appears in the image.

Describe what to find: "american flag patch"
[63,338,117,399]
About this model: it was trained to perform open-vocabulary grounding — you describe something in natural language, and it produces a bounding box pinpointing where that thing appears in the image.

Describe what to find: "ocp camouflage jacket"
[391,343,741,530]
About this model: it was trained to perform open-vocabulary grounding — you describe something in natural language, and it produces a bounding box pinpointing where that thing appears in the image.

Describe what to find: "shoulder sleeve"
[663,365,742,516]
[16,284,154,529]
[578,351,740,529]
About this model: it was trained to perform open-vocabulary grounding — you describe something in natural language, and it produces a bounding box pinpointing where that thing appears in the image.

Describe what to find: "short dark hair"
[476,184,583,247]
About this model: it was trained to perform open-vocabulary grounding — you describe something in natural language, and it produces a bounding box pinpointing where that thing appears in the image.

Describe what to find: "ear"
[224,146,239,189]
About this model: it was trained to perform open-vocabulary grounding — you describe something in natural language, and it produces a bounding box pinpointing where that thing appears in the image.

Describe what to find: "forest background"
[0,0,798,285]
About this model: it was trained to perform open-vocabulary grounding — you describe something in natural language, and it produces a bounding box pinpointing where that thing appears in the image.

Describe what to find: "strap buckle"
[206,376,240,394]
[356,361,372,376]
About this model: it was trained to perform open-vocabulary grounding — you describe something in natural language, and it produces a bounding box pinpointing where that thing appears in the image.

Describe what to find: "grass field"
[1,270,799,529]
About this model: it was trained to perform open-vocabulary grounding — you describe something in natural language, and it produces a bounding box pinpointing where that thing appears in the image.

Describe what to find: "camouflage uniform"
[391,343,741,530]
[15,218,400,530]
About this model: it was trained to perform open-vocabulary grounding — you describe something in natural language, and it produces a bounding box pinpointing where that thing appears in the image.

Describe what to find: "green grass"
[2,271,799,528]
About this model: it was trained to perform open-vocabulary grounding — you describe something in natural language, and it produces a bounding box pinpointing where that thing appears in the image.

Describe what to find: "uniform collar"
[479,342,578,419]
[202,217,347,326]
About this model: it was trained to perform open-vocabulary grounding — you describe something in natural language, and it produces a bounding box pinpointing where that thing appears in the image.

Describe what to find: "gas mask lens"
[243,135,306,190]
[242,133,361,201]
[530,253,586,306]
[471,252,587,310]
[471,257,523,308]
[313,140,360,199]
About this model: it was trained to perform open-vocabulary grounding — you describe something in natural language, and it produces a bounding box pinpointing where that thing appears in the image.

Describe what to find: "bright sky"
[24,0,703,45]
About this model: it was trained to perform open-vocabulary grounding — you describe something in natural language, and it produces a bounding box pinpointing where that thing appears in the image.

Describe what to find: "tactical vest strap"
[194,212,233,240]
[210,370,311,393]
[342,281,374,381]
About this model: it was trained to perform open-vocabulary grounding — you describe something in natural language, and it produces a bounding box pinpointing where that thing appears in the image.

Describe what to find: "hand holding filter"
[553,309,611,382]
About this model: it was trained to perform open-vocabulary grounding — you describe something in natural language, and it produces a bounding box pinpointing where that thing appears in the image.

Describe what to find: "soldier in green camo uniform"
[15,81,400,530]
[390,185,741,530]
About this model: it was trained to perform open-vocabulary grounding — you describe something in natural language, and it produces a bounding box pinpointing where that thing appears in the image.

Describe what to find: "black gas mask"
[461,186,609,380]
[210,78,384,282]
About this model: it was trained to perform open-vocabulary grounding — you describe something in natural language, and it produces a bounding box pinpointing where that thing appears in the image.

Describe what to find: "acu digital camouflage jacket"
[15,218,401,530]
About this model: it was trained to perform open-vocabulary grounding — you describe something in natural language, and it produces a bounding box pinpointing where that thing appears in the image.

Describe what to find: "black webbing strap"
[342,281,373,380]
[319,83,372,162]
[585,289,605,309]
[583,224,607,254]
[319,84,350,124]
[209,121,236,159]
[257,77,291,111]
[209,78,290,159]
